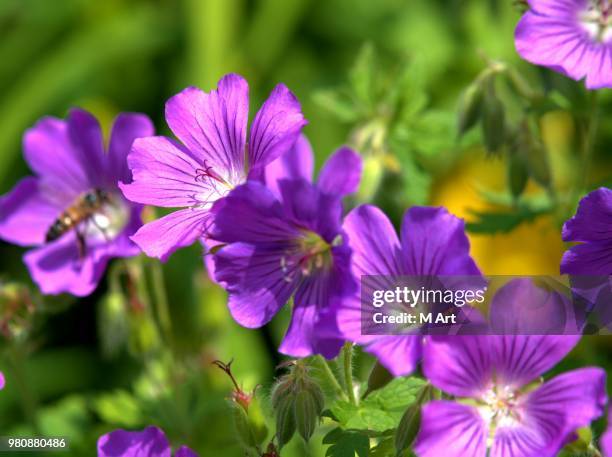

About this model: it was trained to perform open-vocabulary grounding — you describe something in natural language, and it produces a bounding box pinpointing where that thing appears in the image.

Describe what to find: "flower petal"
[279,298,344,359]
[213,242,297,328]
[66,108,107,188]
[175,446,199,457]
[400,206,480,276]
[563,188,612,243]
[413,401,487,457]
[97,426,171,457]
[248,83,306,170]
[515,9,596,84]
[24,235,110,296]
[363,334,422,377]
[525,367,607,433]
[561,240,612,275]
[343,205,403,276]
[601,413,612,457]
[264,133,314,199]
[23,117,90,202]
[422,335,493,397]
[165,74,249,177]
[211,181,299,244]
[108,113,155,184]
[317,147,362,197]
[0,177,59,246]
[131,208,207,262]
[492,335,580,390]
[120,136,209,208]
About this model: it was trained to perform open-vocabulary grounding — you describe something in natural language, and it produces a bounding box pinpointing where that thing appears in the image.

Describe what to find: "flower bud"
[364,362,393,398]
[457,81,484,137]
[275,395,296,449]
[395,385,433,455]
[358,155,384,202]
[481,80,506,155]
[98,291,129,358]
[507,150,529,200]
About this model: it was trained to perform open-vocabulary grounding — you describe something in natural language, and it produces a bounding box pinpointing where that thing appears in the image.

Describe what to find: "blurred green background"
[0,0,610,455]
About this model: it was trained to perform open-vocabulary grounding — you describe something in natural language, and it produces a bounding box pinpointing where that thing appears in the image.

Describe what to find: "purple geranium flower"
[561,187,612,274]
[0,109,152,296]
[120,73,306,261]
[336,205,481,376]
[97,426,197,457]
[602,414,612,457]
[515,0,612,89]
[210,144,362,358]
[413,282,607,457]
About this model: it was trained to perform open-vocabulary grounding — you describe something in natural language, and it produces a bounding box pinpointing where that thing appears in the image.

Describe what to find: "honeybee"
[45,189,111,258]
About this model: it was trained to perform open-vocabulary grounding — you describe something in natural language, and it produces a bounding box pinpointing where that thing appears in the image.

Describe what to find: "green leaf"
[93,390,143,428]
[349,42,375,110]
[324,428,370,457]
[313,89,360,122]
[465,206,550,234]
[330,377,426,433]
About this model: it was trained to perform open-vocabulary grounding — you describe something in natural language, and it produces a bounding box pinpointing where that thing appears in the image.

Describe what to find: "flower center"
[193,161,238,208]
[280,231,337,281]
[84,191,130,242]
[478,386,522,446]
[580,0,612,42]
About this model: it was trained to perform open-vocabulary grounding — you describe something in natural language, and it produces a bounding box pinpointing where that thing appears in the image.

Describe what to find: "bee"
[45,189,111,258]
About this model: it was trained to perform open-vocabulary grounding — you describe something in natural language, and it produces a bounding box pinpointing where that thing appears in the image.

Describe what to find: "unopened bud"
[395,385,433,455]
[457,82,484,137]
[481,80,506,155]
[358,155,384,202]
[364,362,393,398]
[507,151,529,200]
[275,395,296,449]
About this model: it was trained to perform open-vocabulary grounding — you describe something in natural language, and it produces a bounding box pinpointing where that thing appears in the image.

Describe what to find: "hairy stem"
[342,342,357,405]
[149,259,173,345]
[10,345,40,434]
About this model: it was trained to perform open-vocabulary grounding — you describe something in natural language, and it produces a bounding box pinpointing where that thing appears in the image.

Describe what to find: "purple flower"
[0,109,152,296]
[336,205,481,376]
[602,414,612,457]
[561,187,612,275]
[210,143,362,358]
[413,283,607,457]
[0,371,4,390]
[120,73,307,261]
[515,0,612,89]
[97,426,197,457]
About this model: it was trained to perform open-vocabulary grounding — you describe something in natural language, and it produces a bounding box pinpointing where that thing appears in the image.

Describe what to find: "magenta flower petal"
[363,334,422,377]
[279,296,344,359]
[525,367,606,433]
[400,207,480,275]
[66,109,107,188]
[563,188,612,242]
[0,371,5,390]
[248,83,307,170]
[108,113,155,184]
[602,413,612,457]
[515,1,612,89]
[423,335,493,397]
[343,205,403,276]
[174,446,198,457]
[131,209,208,262]
[120,137,207,208]
[23,117,90,203]
[165,74,248,175]
[317,147,363,197]
[211,181,300,244]
[0,177,58,246]
[97,426,171,457]
[413,401,487,457]
[24,236,110,297]
[264,134,314,199]
[214,242,297,328]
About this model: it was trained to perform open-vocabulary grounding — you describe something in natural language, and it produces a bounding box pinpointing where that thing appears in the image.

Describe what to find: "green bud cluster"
[271,362,325,448]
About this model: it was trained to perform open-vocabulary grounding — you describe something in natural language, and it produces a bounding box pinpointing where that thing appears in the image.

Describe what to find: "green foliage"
[323,428,369,457]
[330,377,426,433]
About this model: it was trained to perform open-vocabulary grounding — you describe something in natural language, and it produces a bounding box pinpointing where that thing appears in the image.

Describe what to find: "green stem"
[342,342,357,405]
[580,90,600,192]
[149,259,173,344]
[10,345,40,434]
